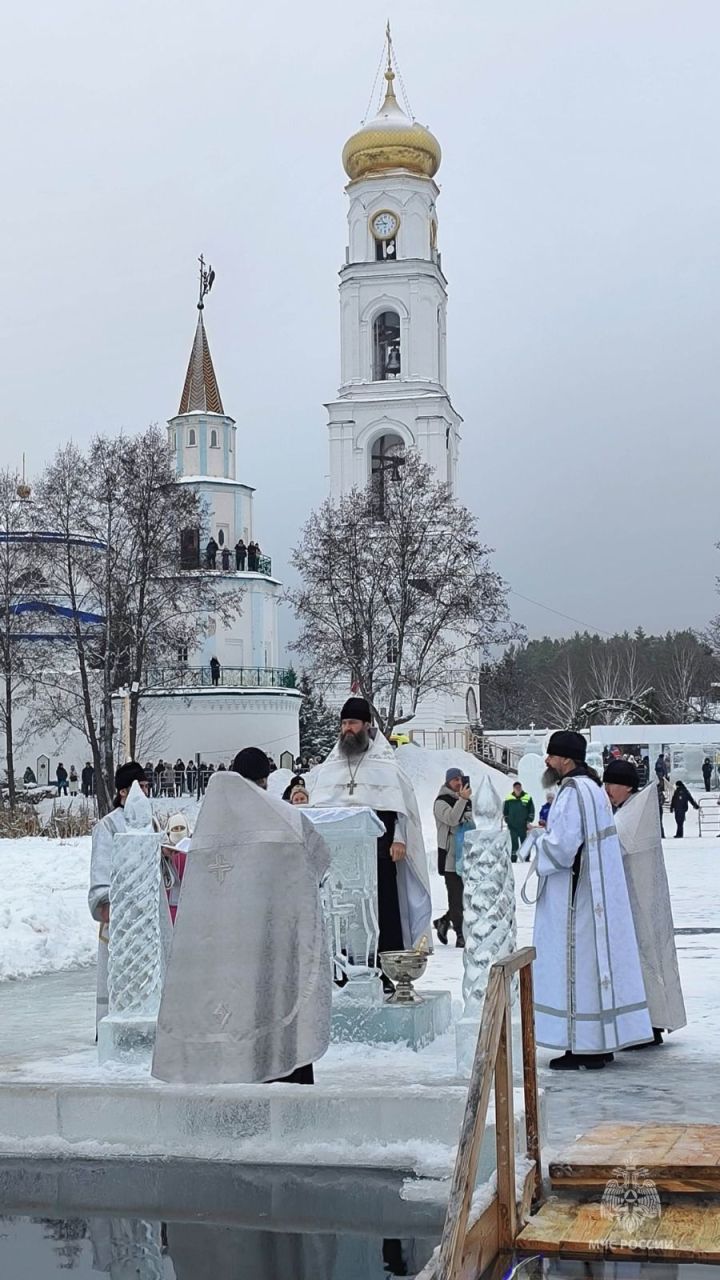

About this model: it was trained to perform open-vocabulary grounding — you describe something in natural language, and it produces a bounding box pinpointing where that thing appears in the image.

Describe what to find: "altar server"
[522,731,652,1069]
[603,758,686,1045]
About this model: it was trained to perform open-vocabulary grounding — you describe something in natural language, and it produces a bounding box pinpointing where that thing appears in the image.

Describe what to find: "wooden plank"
[435,965,506,1280]
[550,1122,720,1193]
[516,1195,720,1261]
[519,961,542,1203]
[494,973,517,1251]
[491,946,536,976]
[458,1197,499,1280]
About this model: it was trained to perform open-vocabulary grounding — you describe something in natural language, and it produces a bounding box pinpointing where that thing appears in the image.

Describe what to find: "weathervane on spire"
[197,254,216,311]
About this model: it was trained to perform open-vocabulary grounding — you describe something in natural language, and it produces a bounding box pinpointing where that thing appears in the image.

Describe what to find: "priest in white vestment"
[152,749,332,1085]
[522,731,652,1070]
[603,758,686,1045]
[309,698,432,960]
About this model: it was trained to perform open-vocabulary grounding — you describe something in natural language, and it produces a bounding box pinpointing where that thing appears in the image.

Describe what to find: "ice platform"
[0,1077,523,1179]
[331,988,452,1049]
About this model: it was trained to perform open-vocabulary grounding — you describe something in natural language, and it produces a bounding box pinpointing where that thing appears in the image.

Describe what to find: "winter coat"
[703,760,713,781]
[670,785,699,819]
[502,791,535,833]
[56,766,68,784]
[433,786,472,875]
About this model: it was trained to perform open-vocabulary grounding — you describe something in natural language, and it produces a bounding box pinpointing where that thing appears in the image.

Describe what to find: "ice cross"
[207,855,233,884]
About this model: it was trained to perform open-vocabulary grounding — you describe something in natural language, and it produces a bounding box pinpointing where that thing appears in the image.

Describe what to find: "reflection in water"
[16,1217,433,1278]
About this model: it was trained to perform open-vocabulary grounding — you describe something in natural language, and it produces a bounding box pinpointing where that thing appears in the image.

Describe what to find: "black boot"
[623,1028,664,1052]
[549,1051,613,1070]
[433,916,449,945]
[455,933,465,949]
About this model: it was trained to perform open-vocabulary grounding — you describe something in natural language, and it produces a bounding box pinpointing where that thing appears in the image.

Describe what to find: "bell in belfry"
[386,345,401,377]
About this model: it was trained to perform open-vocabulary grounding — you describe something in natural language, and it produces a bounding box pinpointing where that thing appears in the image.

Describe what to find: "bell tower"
[326,28,462,501]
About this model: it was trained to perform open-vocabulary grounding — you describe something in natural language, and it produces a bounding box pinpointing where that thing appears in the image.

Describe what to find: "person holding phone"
[433,768,473,947]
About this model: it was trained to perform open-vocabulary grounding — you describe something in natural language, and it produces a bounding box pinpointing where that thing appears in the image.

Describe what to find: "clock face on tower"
[371,210,399,241]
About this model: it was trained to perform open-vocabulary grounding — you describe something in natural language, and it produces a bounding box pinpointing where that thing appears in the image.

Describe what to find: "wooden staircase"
[424,950,720,1277]
[516,1122,720,1261]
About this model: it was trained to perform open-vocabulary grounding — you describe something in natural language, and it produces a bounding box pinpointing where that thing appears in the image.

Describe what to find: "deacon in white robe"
[522,731,653,1069]
[308,697,432,954]
[604,758,686,1042]
[152,754,332,1085]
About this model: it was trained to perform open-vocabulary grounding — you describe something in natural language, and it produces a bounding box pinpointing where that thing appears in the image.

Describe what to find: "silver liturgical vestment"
[152,771,332,1084]
[613,783,686,1033]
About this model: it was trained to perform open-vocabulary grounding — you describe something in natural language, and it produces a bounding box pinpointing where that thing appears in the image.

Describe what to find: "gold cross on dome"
[207,855,233,884]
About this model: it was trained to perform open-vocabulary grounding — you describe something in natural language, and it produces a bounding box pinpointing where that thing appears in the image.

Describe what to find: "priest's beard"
[339,727,370,756]
[542,766,561,790]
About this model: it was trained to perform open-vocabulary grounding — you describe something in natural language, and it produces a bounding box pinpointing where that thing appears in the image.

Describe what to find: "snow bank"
[0,837,96,981]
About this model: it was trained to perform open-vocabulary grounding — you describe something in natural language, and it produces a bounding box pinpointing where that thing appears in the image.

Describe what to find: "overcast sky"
[2,0,719,650]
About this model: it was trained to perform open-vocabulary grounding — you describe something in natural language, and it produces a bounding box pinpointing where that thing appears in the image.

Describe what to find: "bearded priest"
[309,698,432,961]
[522,730,653,1070]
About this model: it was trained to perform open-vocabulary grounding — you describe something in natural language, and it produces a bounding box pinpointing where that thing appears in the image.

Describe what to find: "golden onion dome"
[342,69,441,181]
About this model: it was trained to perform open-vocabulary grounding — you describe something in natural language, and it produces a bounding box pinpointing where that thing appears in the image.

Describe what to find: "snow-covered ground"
[1,752,718,1156]
[0,837,97,981]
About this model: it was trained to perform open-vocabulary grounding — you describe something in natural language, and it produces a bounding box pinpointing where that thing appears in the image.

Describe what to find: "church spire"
[178,255,224,415]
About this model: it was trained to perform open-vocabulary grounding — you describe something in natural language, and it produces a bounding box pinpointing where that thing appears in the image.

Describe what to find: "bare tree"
[540,659,584,728]
[36,429,244,813]
[658,643,703,722]
[288,452,514,735]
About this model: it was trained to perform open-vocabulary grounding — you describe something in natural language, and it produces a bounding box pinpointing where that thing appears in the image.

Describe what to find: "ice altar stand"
[305,807,452,1050]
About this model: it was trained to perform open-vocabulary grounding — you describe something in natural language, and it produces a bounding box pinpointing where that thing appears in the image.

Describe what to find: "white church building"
[132,295,302,764]
[325,40,475,738]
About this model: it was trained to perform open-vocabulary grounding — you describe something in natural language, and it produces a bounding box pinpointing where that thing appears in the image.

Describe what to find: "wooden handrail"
[434,946,540,1280]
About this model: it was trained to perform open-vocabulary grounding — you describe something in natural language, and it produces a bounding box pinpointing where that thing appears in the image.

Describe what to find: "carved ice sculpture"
[305,806,386,1005]
[455,773,516,1074]
[98,781,163,1063]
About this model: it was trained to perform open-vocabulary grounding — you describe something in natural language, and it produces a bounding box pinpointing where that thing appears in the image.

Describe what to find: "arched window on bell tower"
[371,433,405,518]
[373,312,401,381]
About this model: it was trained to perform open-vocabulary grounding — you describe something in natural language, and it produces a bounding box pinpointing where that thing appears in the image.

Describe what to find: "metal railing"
[407,728,522,774]
[195,554,273,575]
[144,666,297,691]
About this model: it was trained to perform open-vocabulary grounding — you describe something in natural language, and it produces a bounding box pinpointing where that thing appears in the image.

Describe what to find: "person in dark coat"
[221,546,231,571]
[186,757,195,795]
[657,779,666,838]
[56,763,69,796]
[702,758,713,792]
[235,539,247,570]
[174,758,185,795]
[81,762,94,797]
[210,656,221,687]
[670,780,699,838]
[206,538,218,569]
